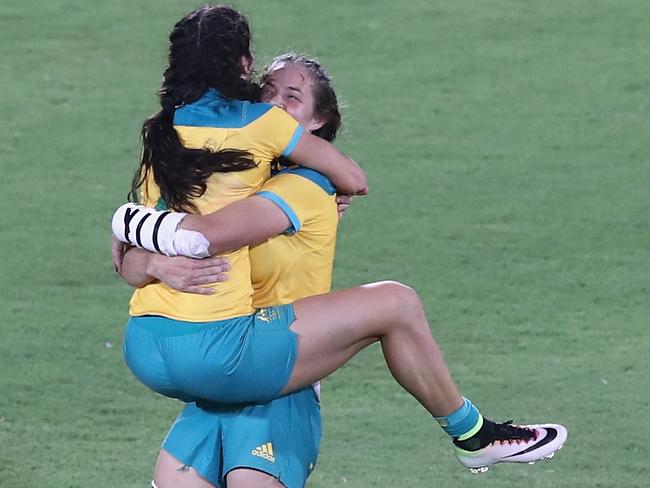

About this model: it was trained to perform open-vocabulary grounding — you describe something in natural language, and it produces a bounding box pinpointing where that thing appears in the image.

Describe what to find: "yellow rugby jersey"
[250,168,338,307]
[129,89,304,322]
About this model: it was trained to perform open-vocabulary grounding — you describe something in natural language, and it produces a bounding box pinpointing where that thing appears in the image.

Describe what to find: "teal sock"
[433,397,482,439]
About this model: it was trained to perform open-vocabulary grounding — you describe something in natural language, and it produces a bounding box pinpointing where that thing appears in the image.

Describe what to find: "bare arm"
[120,246,230,295]
[182,195,292,255]
[120,247,156,288]
[287,132,367,195]
[111,137,365,260]
[111,195,294,260]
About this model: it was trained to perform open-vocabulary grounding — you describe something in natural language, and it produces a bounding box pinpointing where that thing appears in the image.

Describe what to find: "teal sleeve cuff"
[256,191,302,234]
[281,126,305,157]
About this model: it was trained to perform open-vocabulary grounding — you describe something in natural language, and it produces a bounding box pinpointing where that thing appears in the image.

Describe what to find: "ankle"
[433,397,482,438]
[453,418,494,451]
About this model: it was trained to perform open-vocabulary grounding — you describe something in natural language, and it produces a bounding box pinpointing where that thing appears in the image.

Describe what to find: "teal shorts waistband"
[127,313,253,337]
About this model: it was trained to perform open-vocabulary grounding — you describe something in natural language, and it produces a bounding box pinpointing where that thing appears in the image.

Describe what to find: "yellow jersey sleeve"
[250,168,338,307]
[255,168,337,234]
[243,106,305,162]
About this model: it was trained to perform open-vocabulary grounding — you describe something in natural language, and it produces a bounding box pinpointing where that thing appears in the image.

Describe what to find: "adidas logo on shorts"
[251,442,276,463]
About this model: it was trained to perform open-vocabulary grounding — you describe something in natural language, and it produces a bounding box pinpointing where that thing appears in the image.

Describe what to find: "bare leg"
[281,281,463,416]
[153,449,215,488]
[226,468,285,487]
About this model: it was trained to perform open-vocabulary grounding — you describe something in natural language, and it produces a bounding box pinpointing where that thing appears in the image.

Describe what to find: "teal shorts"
[162,388,321,488]
[123,304,298,404]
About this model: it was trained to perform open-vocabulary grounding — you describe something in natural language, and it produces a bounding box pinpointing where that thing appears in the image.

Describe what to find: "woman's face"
[260,64,324,133]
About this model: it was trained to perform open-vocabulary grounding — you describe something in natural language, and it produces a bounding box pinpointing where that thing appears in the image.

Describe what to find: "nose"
[269,94,285,110]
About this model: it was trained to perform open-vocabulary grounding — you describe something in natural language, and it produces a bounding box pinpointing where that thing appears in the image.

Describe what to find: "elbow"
[119,270,149,288]
[339,167,367,195]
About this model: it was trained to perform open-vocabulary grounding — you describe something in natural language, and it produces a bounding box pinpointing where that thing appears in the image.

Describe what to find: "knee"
[372,281,425,322]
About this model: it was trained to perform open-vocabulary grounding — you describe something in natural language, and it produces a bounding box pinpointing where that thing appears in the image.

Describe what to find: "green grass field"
[1,0,648,486]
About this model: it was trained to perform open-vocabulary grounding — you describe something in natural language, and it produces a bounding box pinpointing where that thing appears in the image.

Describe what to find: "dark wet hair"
[130,5,260,212]
[262,52,342,142]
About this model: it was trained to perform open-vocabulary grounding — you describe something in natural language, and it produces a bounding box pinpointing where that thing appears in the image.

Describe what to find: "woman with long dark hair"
[118,52,348,488]
[114,5,567,480]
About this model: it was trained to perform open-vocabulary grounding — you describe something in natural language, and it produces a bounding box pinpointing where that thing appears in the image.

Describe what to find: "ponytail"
[129,109,257,212]
[129,5,259,212]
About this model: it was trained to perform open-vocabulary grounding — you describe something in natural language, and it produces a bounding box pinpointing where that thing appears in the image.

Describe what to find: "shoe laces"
[490,420,537,445]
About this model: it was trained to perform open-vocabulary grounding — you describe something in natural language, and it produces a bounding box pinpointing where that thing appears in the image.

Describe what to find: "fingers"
[336,195,353,205]
[153,254,231,295]
[177,271,228,295]
[188,257,230,280]
[190,256,230,271]
[167,257,229,294]
[182,285,216,296]
[336,194,353,220]
[337,205,350,219]
[189,272,229,285]
[111,236,125,273]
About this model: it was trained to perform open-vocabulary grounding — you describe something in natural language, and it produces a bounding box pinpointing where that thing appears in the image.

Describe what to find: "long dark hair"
[130,5,260,212]
[262,53,342,142]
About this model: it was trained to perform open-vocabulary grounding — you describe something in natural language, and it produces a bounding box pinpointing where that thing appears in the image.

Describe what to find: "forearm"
[120,247,157,288]
[112,197,288,260]
[179,196,291,254]
[120,246,229,295]
[316,152,366,195]
[289,133,367,195]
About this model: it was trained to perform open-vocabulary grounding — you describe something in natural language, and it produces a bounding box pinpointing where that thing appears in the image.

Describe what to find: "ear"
[305,115,326,133]
[240,55,254,80]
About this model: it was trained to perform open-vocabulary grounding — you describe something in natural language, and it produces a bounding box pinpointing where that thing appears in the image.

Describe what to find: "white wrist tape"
[112,203,186,257]
[172,229,211,258]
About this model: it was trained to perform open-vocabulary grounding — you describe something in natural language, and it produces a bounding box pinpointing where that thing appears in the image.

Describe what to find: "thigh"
[223,388,321,488]
[226,468,285,488]
[283,281,417,392]
[153,449,216,488]
[160,403,225,487]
